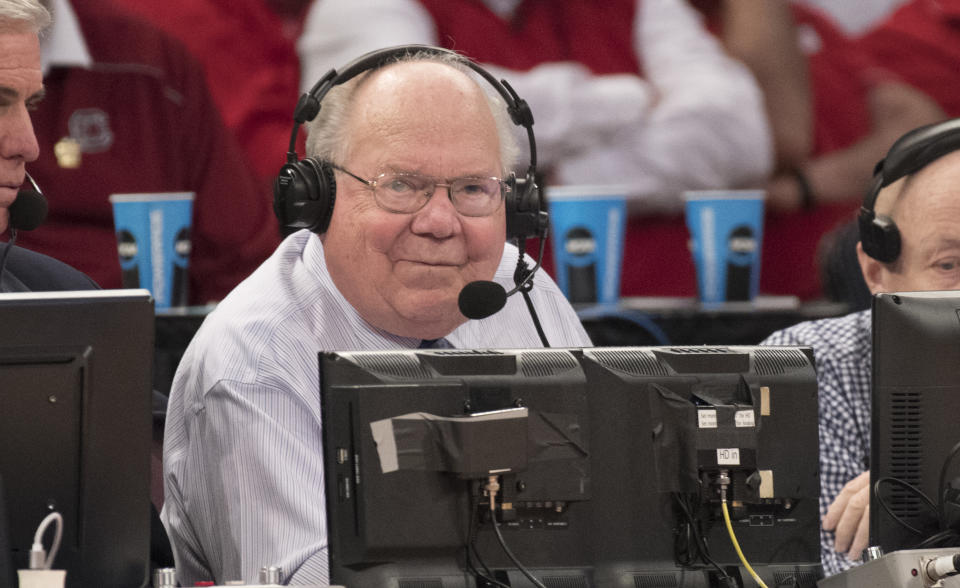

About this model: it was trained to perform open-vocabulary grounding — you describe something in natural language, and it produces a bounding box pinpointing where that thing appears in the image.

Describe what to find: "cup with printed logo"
[683,190,765,305]
[109,192,194,309]
[546,185,628,305]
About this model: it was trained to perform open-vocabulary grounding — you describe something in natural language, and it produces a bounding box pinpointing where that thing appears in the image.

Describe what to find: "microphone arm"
[512,235,550,348]
[456,229,553,348]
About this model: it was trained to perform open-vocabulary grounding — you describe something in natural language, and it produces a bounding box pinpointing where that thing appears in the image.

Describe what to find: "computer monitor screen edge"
[0,289,154,588]
[870,290,960,553]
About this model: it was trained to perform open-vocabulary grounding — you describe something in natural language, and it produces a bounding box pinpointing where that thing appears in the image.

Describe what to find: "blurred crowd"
[23,0,959,304]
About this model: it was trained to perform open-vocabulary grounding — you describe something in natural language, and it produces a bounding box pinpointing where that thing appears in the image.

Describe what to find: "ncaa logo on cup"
[564,227,597,256]
[117,229,138,261]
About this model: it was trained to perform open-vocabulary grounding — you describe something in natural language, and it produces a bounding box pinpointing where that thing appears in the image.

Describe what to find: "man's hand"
[823,471,871,561]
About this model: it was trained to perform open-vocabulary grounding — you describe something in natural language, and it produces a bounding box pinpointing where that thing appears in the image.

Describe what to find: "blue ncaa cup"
[546,185,628,305]
[109,192,194,309]
[683,190,765,305]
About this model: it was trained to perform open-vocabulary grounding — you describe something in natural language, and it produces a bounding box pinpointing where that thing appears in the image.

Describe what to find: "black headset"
[273,44,547,242]
[859,118,960,263]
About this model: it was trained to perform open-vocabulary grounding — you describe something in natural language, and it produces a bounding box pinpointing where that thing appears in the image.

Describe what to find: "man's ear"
[857,241,888,295]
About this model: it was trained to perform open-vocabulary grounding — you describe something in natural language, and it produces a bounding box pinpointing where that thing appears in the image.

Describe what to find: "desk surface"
[152,297,851,394]
[577,296,851,347]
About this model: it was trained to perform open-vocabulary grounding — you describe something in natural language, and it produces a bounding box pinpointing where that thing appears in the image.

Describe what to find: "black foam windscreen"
[8,190,48,231]
[458,280,508,320]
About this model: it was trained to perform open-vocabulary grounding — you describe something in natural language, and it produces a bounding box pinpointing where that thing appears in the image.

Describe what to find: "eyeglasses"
[330,164,508,217]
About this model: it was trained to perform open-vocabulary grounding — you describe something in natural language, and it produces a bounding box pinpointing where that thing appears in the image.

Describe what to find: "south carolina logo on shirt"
[67,108,114,154]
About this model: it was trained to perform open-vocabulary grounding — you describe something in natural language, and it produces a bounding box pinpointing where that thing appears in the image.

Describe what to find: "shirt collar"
[41,0,93,75]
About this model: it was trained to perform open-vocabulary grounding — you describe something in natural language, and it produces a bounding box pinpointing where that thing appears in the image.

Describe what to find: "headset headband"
[275,44,546,241]
[859,117,960,263]
[863,118,960,213]
[285,45,538,176]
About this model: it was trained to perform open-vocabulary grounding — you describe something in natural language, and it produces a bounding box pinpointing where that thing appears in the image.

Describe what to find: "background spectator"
[297,0,773,297]
[112,0,309,185]
[857,0,960,120]
[698,0,945,299]
[19,0,280,304]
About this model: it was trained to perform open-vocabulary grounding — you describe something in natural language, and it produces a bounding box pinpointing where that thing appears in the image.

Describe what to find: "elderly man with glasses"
[161,50,591,587]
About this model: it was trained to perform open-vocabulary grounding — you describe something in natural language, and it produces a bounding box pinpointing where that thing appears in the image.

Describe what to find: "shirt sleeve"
[814,355,871,576]
[761,324,867,576]
[552,0,774,215]
[163,376,330,585]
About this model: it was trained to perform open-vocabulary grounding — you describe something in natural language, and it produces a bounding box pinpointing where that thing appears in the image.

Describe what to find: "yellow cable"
[721,500,768,588]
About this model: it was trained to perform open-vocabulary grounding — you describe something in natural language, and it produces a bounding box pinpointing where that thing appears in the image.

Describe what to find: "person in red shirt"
[112,0,307,186]
[699,0,945,299]
[856,0,960,119]
[298,0,774,298]
[20,0,280,304]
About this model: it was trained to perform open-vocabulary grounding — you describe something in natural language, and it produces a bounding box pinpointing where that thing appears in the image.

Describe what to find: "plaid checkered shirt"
[762,309,872,577]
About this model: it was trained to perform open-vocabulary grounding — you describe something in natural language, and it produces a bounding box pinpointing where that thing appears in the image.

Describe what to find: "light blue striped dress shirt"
[161,229,592,586]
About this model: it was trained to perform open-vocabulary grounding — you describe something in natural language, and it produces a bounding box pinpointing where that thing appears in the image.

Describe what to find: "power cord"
[464,481,510,588]
[672,492,735,585]
[485,476,547,588]
[29,512,63,570]
[937,441,960,532]
[873,476,938,536]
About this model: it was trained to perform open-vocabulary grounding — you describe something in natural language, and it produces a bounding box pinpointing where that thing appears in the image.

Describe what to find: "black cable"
[464,482,510,588]
[672,493,733,582]
[520,289,549,348]
[673,494,702,566]
[937,440,960,531]
[513,237,550,347]
[916,528,960,549]
[873,476,939,536]
[470,541,508,588]
[489,513,547,588]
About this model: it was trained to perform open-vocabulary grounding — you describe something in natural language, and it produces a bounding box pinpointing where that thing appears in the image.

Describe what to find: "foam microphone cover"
[8,190,48,231]
[458,280,508,320]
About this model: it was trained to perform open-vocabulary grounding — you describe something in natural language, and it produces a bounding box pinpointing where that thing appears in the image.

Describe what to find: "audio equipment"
[859,118,960,263]
[273,44,545,241]
[9,172,47,232]
[1,173,49,285]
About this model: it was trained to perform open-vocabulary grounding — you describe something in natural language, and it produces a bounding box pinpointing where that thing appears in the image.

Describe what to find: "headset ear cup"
[301,158,337,233]
[505,173,548,242]
[858,209,902,263]
[272,158,336,233]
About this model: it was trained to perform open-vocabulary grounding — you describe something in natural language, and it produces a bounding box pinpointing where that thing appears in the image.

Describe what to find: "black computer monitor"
[870,291,960,553]
[0,290,154,588]
[320,345,822,587]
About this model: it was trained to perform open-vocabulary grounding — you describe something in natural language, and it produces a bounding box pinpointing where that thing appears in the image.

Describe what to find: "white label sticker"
[717,448,740,466]
[735,410,756,428]
[698,409,718,428]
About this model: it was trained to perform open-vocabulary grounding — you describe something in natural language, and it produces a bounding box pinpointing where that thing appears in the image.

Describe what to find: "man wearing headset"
[762,118,960,577]
[161,49,591,586]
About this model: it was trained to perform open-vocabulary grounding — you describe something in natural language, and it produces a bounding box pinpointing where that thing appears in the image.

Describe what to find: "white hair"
[0,0,51,34]
[304,50,522,173]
